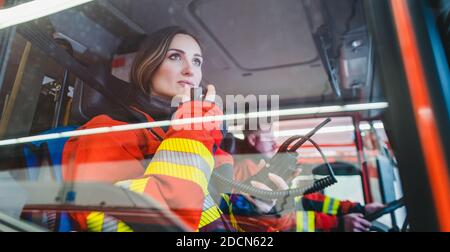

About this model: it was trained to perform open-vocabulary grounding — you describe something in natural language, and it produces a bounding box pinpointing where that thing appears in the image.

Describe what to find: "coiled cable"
[211,136,337,200]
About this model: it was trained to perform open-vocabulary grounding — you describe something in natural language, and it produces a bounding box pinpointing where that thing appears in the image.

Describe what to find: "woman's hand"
[204,84,216,102]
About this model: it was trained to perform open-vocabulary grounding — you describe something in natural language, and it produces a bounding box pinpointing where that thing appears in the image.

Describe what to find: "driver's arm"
[301,193,365,216]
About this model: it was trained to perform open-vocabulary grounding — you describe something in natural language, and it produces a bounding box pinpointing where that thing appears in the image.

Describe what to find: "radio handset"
[211,118,337,205]
[244,118,332,189]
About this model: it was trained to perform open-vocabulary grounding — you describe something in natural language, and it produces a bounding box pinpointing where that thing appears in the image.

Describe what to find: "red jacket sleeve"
[302,193,364,215]
[62,115,158,183]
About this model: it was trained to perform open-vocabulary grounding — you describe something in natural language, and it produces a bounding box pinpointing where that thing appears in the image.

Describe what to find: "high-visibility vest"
[63,101,227,231]
[86,212,133,232]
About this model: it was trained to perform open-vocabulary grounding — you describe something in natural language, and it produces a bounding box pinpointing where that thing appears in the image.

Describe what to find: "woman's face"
[150,34,203,98]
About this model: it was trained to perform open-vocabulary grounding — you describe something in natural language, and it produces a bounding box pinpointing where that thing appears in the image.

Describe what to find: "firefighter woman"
[62,26,234,231]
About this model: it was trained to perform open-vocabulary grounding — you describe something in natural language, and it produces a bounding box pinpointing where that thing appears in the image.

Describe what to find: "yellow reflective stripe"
[87,212,133,232]
[156,138,214,169]
[129,177,150,194]
[322,196,331,214]
[145,162,208,194]
[221,194,244,232]
[198,206,222,228]
[307,212,315,232]
[322,196,340,215]
[222,195,238,230]
[199,209,213,228]
[153,150,212,178]
[296,211,315,232]
[117,221,133,232]
[296,211,303,232]
[87,212,104,232]
[222,194,229,204]
[331,199,340,215]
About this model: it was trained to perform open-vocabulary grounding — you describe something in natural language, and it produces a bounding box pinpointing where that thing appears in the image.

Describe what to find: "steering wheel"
[364,197,406,232]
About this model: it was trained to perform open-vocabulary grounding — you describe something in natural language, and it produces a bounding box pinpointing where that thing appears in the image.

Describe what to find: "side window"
[360,120,406,228]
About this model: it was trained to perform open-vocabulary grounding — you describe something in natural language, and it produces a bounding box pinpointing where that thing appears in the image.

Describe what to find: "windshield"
[0,0,448,232]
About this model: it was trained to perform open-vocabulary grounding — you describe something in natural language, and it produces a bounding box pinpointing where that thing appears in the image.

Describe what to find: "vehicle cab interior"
[0,0,449,232]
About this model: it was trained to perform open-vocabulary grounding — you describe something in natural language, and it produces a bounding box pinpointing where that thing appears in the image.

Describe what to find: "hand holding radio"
[190,84,215,102]
[244,118,332,190]
[242,160,290,214]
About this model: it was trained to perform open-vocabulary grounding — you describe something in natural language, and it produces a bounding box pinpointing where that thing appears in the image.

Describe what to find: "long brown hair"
[130,26,202,95]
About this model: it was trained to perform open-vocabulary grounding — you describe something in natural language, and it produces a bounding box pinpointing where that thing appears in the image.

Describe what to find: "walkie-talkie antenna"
[290,118,331,151]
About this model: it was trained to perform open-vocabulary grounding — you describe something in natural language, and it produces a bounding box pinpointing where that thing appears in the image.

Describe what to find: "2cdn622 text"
[176,236,274,249]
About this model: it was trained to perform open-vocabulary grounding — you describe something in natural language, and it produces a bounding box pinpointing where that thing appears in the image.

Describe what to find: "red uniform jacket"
[62,101,228,231]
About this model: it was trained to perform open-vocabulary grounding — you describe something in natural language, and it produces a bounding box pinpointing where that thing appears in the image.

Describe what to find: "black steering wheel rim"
[365,197,405,222]
[365,197,406,232]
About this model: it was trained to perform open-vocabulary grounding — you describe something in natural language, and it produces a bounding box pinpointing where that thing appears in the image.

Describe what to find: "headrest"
[312,161,360,176]
[70,63,176,125]
[70,63,135,124]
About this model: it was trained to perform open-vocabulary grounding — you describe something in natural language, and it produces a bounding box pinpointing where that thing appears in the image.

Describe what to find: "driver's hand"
[364,202,385,215]
[242,160,289,214]
[342,213,372,232]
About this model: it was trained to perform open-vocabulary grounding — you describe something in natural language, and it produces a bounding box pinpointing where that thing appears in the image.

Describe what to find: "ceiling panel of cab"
[191,0,319,70]
[67,0,377,108]
[117,0,331,105]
